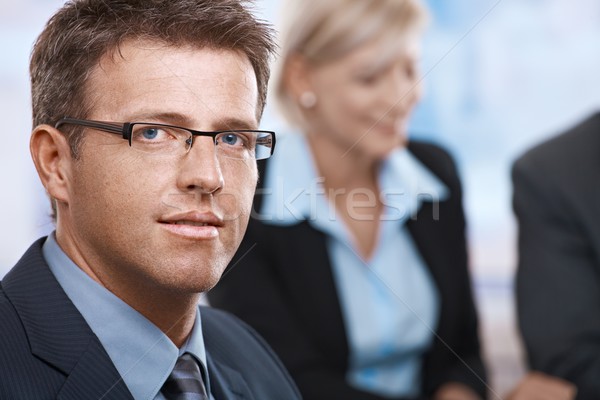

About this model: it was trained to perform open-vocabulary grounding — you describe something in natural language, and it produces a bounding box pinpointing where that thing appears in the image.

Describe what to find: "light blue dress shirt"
[260,133,447,398]
[43,233,214,400]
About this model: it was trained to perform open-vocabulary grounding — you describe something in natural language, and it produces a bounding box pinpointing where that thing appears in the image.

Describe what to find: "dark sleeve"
[413,143,487,399]
[208,223,418,400]
[513,154,600,399]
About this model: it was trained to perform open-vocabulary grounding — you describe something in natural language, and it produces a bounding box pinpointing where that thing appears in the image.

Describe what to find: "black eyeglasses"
[55,117,276,160]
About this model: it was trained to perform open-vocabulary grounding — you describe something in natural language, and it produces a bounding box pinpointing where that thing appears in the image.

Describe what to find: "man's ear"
[282,53,315,101]
[30,125,74,206]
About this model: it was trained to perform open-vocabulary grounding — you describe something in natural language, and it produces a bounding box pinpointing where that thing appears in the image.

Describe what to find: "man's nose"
[176,136,224,194]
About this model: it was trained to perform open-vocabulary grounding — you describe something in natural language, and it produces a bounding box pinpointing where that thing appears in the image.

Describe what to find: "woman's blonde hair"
[273,0,428,127]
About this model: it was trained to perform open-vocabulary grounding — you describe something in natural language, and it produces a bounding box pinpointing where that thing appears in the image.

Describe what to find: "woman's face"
[304,36,422,160]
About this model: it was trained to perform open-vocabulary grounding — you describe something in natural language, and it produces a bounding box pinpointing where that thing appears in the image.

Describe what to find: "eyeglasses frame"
[54,117,276,160]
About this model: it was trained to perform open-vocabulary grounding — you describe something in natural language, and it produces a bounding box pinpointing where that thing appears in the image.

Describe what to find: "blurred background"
[1,0,600,396]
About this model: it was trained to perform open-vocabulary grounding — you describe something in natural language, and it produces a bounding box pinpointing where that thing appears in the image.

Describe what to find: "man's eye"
[131,125,175,143]
[220,132,243,146]
[141,127,161,140]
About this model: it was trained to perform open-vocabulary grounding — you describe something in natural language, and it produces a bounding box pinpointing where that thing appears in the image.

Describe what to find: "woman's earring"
[299,91,317,109]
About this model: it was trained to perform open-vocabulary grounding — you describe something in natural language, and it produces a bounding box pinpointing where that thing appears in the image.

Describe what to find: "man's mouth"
[159,211,224,239]
[170,221,212,227]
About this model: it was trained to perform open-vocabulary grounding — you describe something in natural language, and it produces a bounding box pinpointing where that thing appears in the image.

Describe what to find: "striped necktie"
[161,353,209,400]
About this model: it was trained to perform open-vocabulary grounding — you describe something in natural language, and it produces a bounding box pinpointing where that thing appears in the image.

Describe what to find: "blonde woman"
[209,1,486,399]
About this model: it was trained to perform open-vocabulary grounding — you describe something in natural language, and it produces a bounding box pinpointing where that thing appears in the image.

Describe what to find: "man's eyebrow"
[128,113,258,131]
[130,112,191,126]
[214,117,258,131]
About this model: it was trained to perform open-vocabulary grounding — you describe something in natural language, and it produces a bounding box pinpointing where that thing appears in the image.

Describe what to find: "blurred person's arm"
[506,372,576,400]
[513,148,600,399]
[433,382,481,400]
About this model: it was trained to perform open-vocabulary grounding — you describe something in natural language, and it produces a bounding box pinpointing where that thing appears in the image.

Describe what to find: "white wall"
[0,0,64,273]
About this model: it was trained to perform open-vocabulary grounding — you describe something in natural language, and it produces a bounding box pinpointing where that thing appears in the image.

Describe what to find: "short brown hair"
[30,0,276,156]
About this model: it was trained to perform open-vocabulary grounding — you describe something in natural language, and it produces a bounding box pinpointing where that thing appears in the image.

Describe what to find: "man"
[512,112,600,399]
[0,1,301,399]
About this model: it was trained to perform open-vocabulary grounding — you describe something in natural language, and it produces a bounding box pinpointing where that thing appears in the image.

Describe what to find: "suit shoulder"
[408,140,454,165]
[0,286,23,338]
[200,305,243,330]
[200,306,276,359]
[201,306,274,352]
[513,112,600,177]
[0,286,29,358]
[408,140,460,189]
[0,286,64,398]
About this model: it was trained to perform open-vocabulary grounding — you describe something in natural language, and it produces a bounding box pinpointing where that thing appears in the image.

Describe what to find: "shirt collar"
[43,233,209,400]
[259,132,448,227]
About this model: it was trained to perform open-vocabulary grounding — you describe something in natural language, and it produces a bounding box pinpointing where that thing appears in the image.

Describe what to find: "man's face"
[57,42,259,296]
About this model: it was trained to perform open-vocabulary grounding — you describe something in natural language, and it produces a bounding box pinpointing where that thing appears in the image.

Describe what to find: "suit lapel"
[406,201,448,297]
[56,338,133,400]
[2,238,133,400]
[276,221,350,369]
[254,160,350,369]
[206,352,250,400]
[405,142,467,309]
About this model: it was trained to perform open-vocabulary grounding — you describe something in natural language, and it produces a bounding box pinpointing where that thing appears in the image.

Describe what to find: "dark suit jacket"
[513,112,600,400]
[209,141,487,400]
[0,238,301,400]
